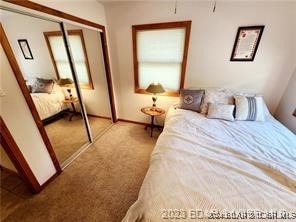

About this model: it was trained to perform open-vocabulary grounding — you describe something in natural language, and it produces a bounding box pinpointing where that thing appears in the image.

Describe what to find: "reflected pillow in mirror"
[31,78,54,94]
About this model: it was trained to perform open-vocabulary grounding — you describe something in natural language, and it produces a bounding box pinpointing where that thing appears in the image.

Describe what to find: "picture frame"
[18,39,34,60]
[230,26,264,61]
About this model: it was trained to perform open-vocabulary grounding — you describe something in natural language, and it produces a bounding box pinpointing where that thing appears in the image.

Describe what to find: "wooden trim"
[100,29,117,121]
[118,118,149,126]
[43,29,94,89]
[118,118,163,128]
[3,0,104,30]
[132,21,192,96]
[87,114,112,120]
[43,32,60,79]
[40,172,59,190]
[0,117,41,193]
[180,21,191,90]
[0,23,62,175]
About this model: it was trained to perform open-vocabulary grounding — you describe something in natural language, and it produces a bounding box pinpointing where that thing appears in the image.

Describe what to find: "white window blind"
[48,34,90,85]
[137,28,186,91]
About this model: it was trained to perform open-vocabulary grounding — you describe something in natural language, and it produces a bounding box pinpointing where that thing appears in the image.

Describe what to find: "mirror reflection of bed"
[1,9,113,167]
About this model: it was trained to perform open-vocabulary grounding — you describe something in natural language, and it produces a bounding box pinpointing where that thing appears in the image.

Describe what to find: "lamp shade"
[145,82,165,94]
[57,78,74,86]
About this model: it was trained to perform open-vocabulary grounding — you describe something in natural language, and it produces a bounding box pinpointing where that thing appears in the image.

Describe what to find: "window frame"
[44,29,94,89]
[132,21,191,97]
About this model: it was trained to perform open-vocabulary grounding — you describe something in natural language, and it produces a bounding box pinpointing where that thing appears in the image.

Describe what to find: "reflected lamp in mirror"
[145,82,165,107]
[57,78,74,98]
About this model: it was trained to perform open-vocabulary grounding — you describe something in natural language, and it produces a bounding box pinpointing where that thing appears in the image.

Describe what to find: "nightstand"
[141,107,165,137]
[63,97,80,121]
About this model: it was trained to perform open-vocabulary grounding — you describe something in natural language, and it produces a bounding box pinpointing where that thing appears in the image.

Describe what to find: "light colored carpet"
[45,116,112,164]
[2,122,159,222]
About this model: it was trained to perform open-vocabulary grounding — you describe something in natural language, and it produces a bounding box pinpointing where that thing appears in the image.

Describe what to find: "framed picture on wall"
[18,39,34,60]
[230,26,264,61]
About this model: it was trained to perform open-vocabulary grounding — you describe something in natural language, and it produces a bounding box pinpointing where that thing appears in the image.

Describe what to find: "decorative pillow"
[207,103,235,121]
[234,95,265,121]
[31,78,54,93]
[200,88,234,114]
[179,89,204,112]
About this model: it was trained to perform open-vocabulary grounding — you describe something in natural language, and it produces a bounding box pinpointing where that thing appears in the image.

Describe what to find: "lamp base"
[152,96,157,107]
[67,88,72,99]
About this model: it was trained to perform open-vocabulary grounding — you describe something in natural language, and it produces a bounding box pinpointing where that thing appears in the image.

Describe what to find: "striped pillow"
[234,95,265,121]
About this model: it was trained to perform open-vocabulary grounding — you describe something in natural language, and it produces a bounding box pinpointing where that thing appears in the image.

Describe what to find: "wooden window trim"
[44,29,94,89]
[132,21,192,97]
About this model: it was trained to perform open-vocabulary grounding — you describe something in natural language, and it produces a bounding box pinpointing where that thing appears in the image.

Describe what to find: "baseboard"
[118,118,163,128]
[40,171,60,191]
[87,114,112,120]
[117,118,148,126]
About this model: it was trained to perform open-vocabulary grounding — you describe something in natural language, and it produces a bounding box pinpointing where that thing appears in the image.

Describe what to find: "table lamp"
[57,78,74,98]
[145,82,165,107]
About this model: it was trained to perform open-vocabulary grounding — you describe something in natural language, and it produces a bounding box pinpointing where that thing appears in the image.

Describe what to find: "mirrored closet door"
[0,8,113,168]
[64,22,113,139]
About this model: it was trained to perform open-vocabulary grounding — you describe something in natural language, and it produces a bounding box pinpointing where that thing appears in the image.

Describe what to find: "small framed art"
[230,26,264,61]
[18,39,34,60]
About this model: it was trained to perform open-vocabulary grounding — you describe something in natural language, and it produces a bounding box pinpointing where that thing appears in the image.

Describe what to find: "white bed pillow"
[234,95,265,121]
[200,88,234,114]
[207,103,235,121]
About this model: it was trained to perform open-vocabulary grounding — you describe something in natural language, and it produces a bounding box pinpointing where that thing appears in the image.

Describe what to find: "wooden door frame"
[0,117,41,193]
[0,23,62,175]
[3,0,117,122]
[1,0,118,189]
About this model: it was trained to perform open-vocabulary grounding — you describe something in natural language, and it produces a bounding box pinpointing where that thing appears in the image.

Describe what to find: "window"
[132,21,191,96]
[44,30,93,89]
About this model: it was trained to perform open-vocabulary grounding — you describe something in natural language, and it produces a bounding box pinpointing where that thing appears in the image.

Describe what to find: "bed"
[123,106,296,221]
[30,84,67,122]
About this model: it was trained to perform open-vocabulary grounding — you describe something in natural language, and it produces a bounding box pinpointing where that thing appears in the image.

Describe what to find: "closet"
[0,6,115,172]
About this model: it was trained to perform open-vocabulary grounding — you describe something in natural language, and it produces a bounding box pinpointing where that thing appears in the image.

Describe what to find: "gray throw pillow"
[31,78,54,93]
[179,89,204,112]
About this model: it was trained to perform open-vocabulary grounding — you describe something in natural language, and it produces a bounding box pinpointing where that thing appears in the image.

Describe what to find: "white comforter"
[123,107,296,222]
[30,86,66,120]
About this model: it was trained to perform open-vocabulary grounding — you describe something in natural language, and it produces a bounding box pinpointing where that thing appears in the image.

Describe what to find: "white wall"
[34,0,107,26]
[0,45,56,184]
[104,1,296,124]
[275,68,296,133]
[1,144,17,172]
